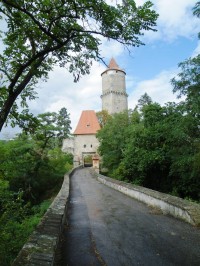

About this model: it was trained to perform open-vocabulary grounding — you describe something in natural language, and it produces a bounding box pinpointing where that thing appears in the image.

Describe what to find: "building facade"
[62,110,100,167]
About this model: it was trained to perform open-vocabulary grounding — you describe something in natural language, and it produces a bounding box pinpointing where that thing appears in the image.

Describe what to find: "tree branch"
[0,68,12,81]
[8,34,73,92]
[2,0,63,44]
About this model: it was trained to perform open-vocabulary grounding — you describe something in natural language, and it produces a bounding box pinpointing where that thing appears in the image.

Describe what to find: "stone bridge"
[13,167,200,266]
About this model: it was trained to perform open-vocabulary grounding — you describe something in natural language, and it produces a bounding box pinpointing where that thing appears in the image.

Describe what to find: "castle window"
[83,144,86,148]
[91,144,93,148]
[86,122,90,127]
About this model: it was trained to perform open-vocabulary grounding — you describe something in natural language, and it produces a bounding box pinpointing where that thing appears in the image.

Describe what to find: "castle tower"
[101,58,128,114]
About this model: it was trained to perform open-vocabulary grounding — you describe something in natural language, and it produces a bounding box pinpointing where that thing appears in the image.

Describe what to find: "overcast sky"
[0,0,199,139]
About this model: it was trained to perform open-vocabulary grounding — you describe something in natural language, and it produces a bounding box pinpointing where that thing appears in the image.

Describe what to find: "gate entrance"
[83,155,93,167]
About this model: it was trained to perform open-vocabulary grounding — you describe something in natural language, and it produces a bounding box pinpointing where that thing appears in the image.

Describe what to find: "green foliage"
[193,1,200,38]
[0,0,158,130]
[96,110,111,128]
[137,92,153,110]
[1,108,72,202]
[57,108,72,143]
[97,111,129,174]
[0,186,51,266]
[193,1,200,17]
[35,107,71,146]
[0,108,73,264]
[0,138,72,204]
[84,155,92,163]
[97,93,200,201]
[48,148,73,174]
[171,55,200,119]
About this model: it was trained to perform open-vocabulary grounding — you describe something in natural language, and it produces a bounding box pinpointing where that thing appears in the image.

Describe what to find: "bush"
[0,190,51,266]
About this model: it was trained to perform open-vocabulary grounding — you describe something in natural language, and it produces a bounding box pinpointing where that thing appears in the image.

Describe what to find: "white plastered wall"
[73,134,99,166]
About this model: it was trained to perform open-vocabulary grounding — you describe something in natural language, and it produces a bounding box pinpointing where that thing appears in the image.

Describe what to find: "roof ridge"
[73,110,100,135]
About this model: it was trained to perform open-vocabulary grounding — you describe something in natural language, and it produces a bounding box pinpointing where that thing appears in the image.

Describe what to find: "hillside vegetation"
[0,108,73,265]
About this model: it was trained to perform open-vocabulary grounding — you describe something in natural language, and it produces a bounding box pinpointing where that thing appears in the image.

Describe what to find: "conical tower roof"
[73,110,100,135]
[108,57,121,70]
[101,57,126,75]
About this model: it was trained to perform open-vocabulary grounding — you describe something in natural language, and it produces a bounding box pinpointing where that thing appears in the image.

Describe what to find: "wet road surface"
[61,168,200,266]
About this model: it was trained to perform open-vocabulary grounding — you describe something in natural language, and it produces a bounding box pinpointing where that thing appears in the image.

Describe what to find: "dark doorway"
[84,155,93,167]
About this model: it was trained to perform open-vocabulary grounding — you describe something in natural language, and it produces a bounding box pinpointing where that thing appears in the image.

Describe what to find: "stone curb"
[95,172,200,227]
[12,166,82,266]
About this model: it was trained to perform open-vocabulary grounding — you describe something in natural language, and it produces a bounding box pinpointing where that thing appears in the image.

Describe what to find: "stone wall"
[101,69,128,114]
[12,167,200,265]
[96,173,200,227]
[12,167,82,266]
[73,134,99,167]
[62,137,74,154]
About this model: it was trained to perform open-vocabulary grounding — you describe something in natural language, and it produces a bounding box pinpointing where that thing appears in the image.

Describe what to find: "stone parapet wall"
[12,167,200,265]
[96,173,200,227]
[12,166,82,266]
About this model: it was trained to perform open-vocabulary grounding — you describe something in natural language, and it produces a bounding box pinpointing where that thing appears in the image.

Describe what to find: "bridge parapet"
[95,172,200,227]
[12,166,82,266]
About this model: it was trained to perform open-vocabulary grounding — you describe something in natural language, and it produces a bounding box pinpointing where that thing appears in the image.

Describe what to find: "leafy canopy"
[0,0,158,131]
[0,107,72,203]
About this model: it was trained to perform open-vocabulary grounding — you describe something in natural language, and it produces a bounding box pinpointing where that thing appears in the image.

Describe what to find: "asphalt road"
[61,168,200,266]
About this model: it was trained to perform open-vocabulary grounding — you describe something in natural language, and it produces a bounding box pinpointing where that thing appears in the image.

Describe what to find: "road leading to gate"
[61,168,200,266]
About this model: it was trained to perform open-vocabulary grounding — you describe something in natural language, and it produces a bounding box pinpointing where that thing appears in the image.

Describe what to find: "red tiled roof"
[73,110,101,135]
[101,57,125,76]
[108,57,121,70]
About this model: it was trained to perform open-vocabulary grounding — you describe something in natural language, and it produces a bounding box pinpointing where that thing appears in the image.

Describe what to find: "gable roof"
[73,110,101,135]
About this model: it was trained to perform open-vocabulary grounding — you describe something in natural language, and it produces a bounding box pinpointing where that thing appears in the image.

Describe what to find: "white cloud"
[192,41,200,57]
[100,40,124,59]
[28,62,105,131]
[128,69,179,109]
[143,0,199,42]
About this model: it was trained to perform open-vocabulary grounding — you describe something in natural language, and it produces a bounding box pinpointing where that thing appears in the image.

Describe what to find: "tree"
[137,92,152,110]
[35,109,71,149]
[171,1,200,119]
[57,107,71,139]
[16,107,71,147]
[120,103,171,188]
[97,111,129,174]
[0,0,158,131]
[193,2,200,22]
[97,98,200,200]
[171,55,200,119]
[193,1,200,48]
[0,108,72,203]
[96,110,111,128]
[0,178,52,265]
[167,1,200,199]
[114,100,200,200]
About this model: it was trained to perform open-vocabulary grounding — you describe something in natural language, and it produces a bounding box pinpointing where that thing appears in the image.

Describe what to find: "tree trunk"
[0,93,18,131]
[0,57,45,132]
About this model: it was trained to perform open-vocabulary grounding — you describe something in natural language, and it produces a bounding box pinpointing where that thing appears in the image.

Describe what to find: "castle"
[62,58,128,167]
